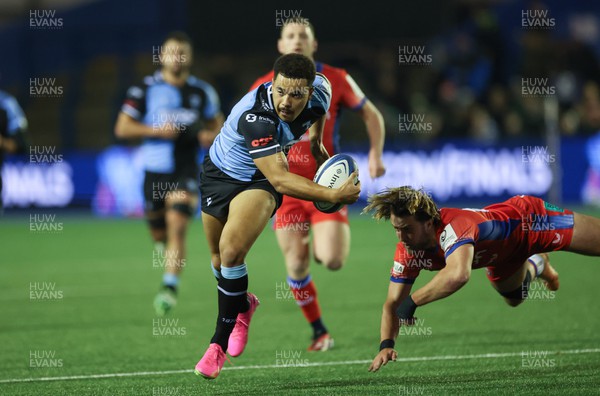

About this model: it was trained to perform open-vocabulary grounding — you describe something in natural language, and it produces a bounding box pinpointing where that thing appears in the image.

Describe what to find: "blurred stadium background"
[1,0,599,213]
[1,1,600,395]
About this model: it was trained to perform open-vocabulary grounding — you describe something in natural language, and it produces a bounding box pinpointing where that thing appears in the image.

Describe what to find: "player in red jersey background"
[250,18,386,350]
[363,187,600,372]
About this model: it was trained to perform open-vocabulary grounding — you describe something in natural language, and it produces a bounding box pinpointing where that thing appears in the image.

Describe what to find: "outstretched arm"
[114,112,176,140]
[357,100,385,179]
[369,281,412,372]
[411,244,473,307]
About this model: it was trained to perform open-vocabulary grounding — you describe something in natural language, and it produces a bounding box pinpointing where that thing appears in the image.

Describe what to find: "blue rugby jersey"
[121,70,221,175]
[0,90,28,165]
[209,74,331,182]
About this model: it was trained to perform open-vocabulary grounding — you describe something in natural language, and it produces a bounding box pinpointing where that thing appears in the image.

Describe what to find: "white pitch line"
[1,348,599,384]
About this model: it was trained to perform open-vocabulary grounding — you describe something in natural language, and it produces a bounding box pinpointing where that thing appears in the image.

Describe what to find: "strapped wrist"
[379,339,395,351]
[396,295,418,319]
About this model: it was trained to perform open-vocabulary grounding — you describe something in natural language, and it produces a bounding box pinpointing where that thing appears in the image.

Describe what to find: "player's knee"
[504,298,524,307]
[219,243,248,266]
[170,201,194,218]
[286,257,309,276]
[498,271,531,307]
[147,215,166,231]
[211,254,221,269]
[323,258,344,271]
[287,259,309,279]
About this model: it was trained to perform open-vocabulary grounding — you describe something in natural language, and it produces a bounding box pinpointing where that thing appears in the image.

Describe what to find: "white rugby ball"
[313,154,359,213]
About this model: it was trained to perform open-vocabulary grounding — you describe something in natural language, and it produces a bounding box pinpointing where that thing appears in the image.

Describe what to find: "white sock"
[154,241,165,253]
[528,254,545,278]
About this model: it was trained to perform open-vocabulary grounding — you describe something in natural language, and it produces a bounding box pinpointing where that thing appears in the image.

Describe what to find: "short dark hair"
[273,53,316,84]
[281,17,316,38]
[163,31,193,46]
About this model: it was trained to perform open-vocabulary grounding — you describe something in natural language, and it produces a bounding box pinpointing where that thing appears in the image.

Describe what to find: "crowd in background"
[1,2,599,149]
[372,4,600,143]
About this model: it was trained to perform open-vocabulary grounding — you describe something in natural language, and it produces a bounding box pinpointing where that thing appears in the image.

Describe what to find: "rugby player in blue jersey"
[195,53,361,379]
[0,90,28,213]
[114,31,224,316]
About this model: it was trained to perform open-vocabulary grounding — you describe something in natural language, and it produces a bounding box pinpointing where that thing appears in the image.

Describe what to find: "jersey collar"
[153,69,164,83]
[265,83,275,110]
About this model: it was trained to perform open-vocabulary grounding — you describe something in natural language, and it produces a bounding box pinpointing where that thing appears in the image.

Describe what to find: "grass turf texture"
[1,210,599,395]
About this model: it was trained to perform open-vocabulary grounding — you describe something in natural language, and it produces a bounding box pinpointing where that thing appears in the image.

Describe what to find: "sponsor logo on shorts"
[544,202,564,213]
[552,233,562,245]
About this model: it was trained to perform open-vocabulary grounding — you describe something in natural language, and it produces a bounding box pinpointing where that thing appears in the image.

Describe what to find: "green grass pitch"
[1,210,599,395]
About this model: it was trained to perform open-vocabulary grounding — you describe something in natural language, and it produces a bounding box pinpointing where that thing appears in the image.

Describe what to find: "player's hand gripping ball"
[313,154,359,213]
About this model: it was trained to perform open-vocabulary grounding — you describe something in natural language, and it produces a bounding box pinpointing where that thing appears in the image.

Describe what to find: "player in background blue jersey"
[195,54,361,380]
[114,31,224,316]
[0,90,28,214]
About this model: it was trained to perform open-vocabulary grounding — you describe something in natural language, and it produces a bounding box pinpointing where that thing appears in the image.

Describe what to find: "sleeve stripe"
[122,104,140,119]
[249,144,280,154]
[390,277,416,284]
[444,239,475,259]
[351,97,367,111]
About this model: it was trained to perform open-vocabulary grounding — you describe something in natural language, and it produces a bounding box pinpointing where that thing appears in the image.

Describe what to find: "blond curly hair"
[362,186,440,222]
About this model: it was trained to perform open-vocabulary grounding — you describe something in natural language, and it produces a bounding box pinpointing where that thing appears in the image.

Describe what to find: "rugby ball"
[313,154,359,213]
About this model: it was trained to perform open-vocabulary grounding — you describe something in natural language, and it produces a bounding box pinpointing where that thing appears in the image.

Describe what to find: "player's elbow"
[114,122,126,139]
[267,166,291,194]
[269,175,288,194]
[447,271,470,290]
[114,115,132,139]
[361,101,383,121]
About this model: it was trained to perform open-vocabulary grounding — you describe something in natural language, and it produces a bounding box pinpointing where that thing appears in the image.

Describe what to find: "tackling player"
[250,18,386,351]
[114,31,224,316]
[195,53,360,379]
[364,186,600,372]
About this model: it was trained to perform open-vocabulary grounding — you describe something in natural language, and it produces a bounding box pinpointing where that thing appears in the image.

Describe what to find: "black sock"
[310,318,328,339]
[163,284,177,294]
[238,293,250,313]
[210,275,248,351]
